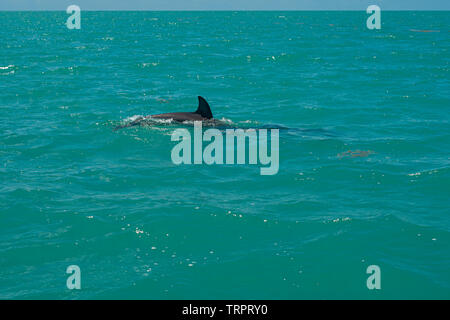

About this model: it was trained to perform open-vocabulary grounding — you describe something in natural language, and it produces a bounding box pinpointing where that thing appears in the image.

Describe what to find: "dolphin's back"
[114,96,214,130]
[151,96,213,122]
[151,112,205,121]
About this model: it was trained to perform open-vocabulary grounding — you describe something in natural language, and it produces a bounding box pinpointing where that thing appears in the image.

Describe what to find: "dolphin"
[115,96,214,130]
[114,97,337,139]
[152,96,213,121]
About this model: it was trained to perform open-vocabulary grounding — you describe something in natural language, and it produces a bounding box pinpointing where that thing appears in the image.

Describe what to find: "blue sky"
[0,0,449,11]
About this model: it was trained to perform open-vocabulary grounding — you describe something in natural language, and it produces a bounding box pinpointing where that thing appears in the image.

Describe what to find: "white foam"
[123,115,144,122]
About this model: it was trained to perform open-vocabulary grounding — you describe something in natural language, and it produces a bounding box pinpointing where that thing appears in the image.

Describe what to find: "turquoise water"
[1,11,449,299]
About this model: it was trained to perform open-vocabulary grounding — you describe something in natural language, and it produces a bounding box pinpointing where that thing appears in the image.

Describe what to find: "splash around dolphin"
[115,96,217,130]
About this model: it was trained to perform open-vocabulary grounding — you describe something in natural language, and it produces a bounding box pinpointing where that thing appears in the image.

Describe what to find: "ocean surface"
[0,11,449,299]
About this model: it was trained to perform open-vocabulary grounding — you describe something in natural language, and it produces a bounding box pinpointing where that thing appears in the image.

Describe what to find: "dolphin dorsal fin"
[195,96,213,119]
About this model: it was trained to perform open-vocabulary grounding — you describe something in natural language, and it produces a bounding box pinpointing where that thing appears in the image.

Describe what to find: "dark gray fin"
[195,96,213,119]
